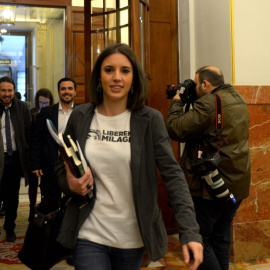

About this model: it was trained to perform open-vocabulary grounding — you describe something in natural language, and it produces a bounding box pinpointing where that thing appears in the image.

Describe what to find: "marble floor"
[0,178,269,270]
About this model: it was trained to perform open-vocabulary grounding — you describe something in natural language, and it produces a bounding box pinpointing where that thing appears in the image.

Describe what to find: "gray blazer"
[0,98,31,185]
[56,104,202,261]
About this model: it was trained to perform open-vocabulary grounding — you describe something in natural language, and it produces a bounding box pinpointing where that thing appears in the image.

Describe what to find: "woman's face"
[38,95,50,109]
[100,52,133,104]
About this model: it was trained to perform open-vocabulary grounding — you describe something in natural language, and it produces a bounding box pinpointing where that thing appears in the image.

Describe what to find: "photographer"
[165,66,251,270]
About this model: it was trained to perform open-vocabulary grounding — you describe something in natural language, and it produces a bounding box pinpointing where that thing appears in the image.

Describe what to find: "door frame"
[5,31,31,102]
[0,1,71,104]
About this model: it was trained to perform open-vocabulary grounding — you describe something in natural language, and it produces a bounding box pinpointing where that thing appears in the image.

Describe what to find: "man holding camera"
[166,66,251,270]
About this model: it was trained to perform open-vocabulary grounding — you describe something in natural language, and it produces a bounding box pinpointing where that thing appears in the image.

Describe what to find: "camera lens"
[166,85,179,99]
[202,169,236,204]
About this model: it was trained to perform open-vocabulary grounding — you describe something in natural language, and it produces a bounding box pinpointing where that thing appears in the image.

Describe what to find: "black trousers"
[192,196,241,270]
[1,151,22,231]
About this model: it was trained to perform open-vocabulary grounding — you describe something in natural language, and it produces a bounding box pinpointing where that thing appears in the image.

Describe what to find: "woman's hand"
[64,161,94,196]
[182,241,203,270]
[32,169,43,177]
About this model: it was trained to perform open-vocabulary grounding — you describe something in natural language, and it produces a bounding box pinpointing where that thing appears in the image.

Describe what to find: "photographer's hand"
[173,90,181,100]
[182,241,203,270]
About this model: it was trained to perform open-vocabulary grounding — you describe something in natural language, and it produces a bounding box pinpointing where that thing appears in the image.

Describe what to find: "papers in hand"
[46,119,93,199]
[76,139,87,172]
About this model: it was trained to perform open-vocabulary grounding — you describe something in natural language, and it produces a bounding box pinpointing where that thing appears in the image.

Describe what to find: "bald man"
[166,66,251,270]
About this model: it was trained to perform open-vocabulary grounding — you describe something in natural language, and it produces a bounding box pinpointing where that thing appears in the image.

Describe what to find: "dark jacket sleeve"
[23,103,32,150]
[151,109,202,245]
[165,98,212,142]
[10,100,32,184]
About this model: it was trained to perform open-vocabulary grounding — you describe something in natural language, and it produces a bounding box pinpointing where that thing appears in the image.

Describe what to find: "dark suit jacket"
[31,103,59,173]
[0,99,32,185]
[56,104,202,261]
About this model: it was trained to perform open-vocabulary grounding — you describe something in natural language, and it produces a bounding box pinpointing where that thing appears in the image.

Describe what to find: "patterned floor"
[0,181,269,270]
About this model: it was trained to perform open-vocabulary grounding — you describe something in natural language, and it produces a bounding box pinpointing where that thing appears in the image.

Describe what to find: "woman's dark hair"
[34,88,54,109]
[89,43,147,110]
[15,92,22,100]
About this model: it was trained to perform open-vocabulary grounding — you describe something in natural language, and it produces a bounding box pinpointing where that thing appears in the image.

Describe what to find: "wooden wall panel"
[72,32,85,82]
[149,22,172,114]
[67,6,85,104]
[149,0,171,21]
[72,10,84,26]
[149,0,179,234]
[75,84,85,101]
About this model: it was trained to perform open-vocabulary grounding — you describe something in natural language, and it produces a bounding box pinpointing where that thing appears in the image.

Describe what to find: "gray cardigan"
[56,104,202,261]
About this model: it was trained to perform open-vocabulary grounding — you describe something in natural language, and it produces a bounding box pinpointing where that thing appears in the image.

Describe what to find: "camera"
[166,79,197,104]
[191,152,221,173]
[191,152,236,205]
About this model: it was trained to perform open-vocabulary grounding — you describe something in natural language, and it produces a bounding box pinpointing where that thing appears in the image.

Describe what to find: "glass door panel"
[121,27,129,44]
[105,0,116,11]
[120,9,129,25]
[0,5,65,106]
[0,34,26,101]
[90,0,131,69]
[120,0,129,8]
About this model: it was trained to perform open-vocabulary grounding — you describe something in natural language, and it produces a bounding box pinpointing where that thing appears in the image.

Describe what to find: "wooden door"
[75,0,179,233]
[148,0,179,234]
[67,6,85,104]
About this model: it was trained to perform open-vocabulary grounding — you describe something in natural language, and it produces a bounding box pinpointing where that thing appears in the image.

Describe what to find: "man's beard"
[60,95,74,104]
[0,96,13,105]
[197,85,205,98]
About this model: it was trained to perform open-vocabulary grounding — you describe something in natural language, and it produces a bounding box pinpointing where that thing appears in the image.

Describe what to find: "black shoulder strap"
[211,93,229,152]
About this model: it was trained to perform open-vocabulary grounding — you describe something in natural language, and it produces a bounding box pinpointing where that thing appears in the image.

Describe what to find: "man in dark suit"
[0,76,31,242]
[30,78,76,214]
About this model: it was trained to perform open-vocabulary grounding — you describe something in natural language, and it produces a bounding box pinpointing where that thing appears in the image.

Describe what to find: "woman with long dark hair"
[56,43,203,270]
[28,88,54,221]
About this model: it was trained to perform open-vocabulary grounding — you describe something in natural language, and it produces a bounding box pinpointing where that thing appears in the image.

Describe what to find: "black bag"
[18,197,72,270]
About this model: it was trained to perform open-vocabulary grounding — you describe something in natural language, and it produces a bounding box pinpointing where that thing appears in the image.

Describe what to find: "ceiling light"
[0,29,7,34]
[0,6,16,27]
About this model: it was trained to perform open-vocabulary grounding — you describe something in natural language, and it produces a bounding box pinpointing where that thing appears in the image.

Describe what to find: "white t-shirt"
[78,108,144,249]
